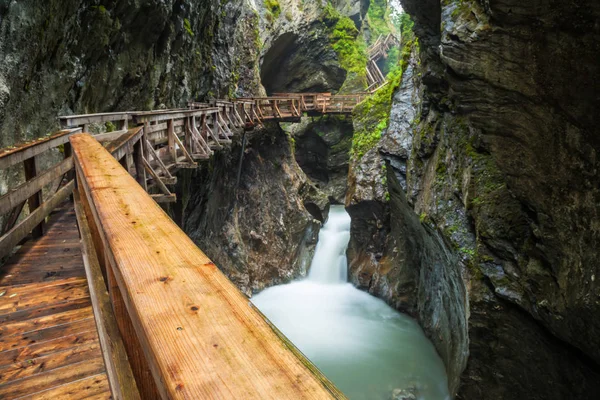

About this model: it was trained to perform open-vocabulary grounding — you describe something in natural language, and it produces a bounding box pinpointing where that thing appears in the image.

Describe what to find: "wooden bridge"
[0,92,369,399]
[366,34,400,91]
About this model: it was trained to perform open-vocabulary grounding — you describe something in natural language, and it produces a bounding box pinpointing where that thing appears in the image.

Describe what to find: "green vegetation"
[184,18,194,37]
[350,16,416,160]
[322,4,368,75]
[366,0,394,43]
[264,0,281,19]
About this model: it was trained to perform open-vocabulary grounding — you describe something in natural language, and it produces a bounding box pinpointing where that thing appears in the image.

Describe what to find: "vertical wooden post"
[167,119,176,163]
[120,116,129,131]
[23,156,44,238]
[132,137,147,191]
[106,256,161,399]
[64,142,74,201]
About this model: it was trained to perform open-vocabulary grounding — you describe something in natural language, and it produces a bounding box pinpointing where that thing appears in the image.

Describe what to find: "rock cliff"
[175,126,328,296]
[347,0,600,398]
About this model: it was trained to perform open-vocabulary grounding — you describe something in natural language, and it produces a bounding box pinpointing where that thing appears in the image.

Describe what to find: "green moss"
[264,0,281,18]
[350,27,415,160]
[285,11,293,21]
[184,18,194,37]
[366,0,394,43]
[105,121,116,132]
[322,5,368,75]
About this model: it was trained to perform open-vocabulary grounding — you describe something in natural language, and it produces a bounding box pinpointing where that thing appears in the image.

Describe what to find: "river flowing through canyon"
[252,206,450,399]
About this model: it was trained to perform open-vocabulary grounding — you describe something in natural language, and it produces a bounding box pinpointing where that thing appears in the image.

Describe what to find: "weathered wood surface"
[0,203,111,399]
[74,190,141,400]
[0,129,81,170]
[72,133,345,399]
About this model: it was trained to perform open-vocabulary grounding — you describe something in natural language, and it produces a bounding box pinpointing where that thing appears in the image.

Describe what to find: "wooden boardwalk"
[0,203,111,399]
[0,84,416,397]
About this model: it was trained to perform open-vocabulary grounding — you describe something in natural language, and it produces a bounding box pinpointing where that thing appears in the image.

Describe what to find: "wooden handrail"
[71,133,345,399]
[0,128,80,169]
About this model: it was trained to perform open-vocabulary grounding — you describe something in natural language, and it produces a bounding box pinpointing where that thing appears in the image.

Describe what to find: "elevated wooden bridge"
[366,34,400,91]
[0,92,369,399]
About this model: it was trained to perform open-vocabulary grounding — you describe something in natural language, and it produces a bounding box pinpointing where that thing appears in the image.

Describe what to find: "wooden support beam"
[167,119,177,163]
[145,139,174,180]
[132,138,147,191]
[142,157,173,197]
[23,157,44,238]
[150,194,177,203]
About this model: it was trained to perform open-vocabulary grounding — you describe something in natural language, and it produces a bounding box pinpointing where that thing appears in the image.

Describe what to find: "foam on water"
[252,206,450,400]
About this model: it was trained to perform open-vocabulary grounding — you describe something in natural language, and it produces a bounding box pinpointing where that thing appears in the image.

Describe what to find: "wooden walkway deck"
[0,202,111,399]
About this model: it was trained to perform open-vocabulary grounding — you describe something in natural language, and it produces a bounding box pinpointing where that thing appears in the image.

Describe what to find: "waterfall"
[252,206,450,400]
[306,207,351,284]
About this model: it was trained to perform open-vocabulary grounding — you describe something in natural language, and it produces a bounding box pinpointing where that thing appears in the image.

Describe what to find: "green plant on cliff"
[184,18,194,37]
[322,4,368,75]
[366,0,394,43]
[264,0,281,19]
[350,29,414,160]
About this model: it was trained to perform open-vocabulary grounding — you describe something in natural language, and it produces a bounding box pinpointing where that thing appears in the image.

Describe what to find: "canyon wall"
[347,0,600,398]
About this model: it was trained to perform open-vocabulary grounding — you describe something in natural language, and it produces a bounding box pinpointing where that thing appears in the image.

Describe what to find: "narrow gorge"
[0,0,599,399]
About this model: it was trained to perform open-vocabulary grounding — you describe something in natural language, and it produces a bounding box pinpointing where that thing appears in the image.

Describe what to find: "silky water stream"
[252,206,450,400]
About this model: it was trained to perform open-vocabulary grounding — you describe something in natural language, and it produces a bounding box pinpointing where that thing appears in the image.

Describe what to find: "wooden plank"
[14,373,111,400]
[0,317,96,354]
[0,357,105,398]
[0,158,73,215]
[70,133,344,399]
[74,190,141,400]
[0,306,93,338]
[0,279,89,315]
[0,129,81,170]
[94,130,129,143]
[0,341,100,383]
[0,297,90,326]
[59,113,130,128]
[0,329,98,367]
[150,194,177,203]
[0,181,74,260]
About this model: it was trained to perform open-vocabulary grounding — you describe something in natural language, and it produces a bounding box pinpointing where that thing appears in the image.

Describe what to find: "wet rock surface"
[0,0,259,146]
[176,126,327,296]
[288,117,353,204]
[348,0,600,398]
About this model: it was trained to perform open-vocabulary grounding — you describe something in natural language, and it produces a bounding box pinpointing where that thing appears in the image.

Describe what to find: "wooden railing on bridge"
[71,133,345,399]
[57,93,366,204]
[0,89,377,398]
[0,128,81,260]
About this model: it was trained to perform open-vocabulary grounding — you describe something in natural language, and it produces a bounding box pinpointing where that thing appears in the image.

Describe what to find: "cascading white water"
[252,206,450,400]
[306,208,351,283]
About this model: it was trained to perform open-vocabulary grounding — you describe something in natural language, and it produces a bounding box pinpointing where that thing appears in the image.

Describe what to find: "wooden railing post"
[167,119,176,163]
[132,135,147,191]
[23,156,44,238]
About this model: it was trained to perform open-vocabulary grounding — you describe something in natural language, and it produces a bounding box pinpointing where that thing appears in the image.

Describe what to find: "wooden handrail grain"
[71,134,345,399]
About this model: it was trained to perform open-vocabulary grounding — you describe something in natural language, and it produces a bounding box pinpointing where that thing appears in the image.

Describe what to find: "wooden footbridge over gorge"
[0,92,368,399]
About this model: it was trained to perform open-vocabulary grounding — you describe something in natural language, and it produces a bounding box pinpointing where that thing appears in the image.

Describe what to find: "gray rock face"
[0,0,259,146]
[346,0,600,397]
[256,0,352,94]
[289,117,353,204]
[178,127,327,296]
